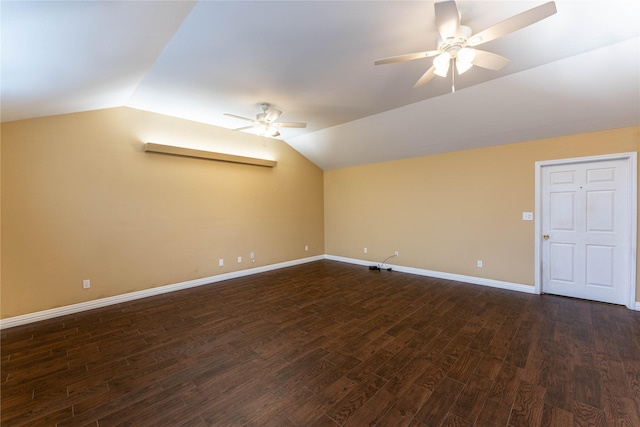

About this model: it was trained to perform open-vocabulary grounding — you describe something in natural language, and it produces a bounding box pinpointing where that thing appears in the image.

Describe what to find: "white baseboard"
[4,253,637,329]
[326,255,640,310]
[0,255,324,330]
[325,254,537,294]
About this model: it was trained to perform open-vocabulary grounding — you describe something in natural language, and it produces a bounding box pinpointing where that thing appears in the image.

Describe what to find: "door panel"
[550,243,574,283]
[586,191,614,231]
[550,192,575,230]
[585,245,613,287]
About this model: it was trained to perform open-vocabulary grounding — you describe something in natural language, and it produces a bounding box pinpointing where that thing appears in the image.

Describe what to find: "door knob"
[543,234,550,239]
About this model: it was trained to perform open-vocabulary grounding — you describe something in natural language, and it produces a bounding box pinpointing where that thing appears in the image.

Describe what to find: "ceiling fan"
[224,103,306,137]
[375,0,557,90]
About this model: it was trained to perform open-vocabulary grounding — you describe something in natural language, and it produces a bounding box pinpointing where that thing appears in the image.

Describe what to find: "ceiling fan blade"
[467,1,557,47]
[232,125,256,131]
[434,1,461,40]
[224,113,254,122]
[471,49,510,70]
[273,122,307,128]
[374,50,440,65]
[414,66,437,88]
[265,109,282,122]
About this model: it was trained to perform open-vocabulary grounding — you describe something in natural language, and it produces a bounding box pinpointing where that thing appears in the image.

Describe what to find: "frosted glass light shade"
[457,48,476,63]
[456,59,473,74]
[433,52,451,77]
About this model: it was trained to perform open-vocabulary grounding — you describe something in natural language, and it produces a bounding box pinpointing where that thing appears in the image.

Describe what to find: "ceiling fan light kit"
[374,0,557,91]
[258,124,280,137]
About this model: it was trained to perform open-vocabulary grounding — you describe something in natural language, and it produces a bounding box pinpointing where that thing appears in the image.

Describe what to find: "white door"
[541,157,632,305]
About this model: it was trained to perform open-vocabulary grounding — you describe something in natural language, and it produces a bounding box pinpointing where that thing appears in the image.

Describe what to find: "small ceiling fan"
[375,0,557,90]
[224,103,306,137]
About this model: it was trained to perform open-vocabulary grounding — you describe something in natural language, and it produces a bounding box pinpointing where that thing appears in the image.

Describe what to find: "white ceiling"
[2,1,639,170]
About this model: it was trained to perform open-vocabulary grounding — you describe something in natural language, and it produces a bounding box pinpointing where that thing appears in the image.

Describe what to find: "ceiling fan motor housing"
[436,25,472,57]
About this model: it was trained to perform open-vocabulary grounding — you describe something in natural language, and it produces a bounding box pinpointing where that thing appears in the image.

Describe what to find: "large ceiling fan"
[375,1,557,90]
[224,103,306,138]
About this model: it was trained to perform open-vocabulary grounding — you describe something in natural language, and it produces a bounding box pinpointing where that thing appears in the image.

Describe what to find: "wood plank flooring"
[2,260,640,426]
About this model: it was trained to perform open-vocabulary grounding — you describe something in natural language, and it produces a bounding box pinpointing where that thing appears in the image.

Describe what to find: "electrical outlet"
[219,259,224,267]
[250,252,255,259]
[305,245,309,251]
[364,247,368,254]
[477,260,483,268]
[394,251,399,256]
[237,256,242,263]
[83,279,90,289]
[522,212,533,221]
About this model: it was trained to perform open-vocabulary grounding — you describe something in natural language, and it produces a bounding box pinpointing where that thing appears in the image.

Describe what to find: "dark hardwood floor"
[2,260,640,426]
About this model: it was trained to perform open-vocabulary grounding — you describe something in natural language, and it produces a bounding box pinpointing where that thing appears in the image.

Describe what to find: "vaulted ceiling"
[3,1,639,170]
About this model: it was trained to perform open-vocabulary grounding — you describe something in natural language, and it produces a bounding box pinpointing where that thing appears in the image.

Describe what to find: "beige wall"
[1,107,325,318]
[325,126,640,298]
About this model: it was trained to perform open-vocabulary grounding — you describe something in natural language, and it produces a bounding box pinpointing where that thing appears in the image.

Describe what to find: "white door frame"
[534,152,637,310]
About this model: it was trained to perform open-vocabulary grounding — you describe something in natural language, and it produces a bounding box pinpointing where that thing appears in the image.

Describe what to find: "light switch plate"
[522,212,533,221]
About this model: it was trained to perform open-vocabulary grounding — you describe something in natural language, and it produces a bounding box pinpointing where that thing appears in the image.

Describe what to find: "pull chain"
[451,57,455,93]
